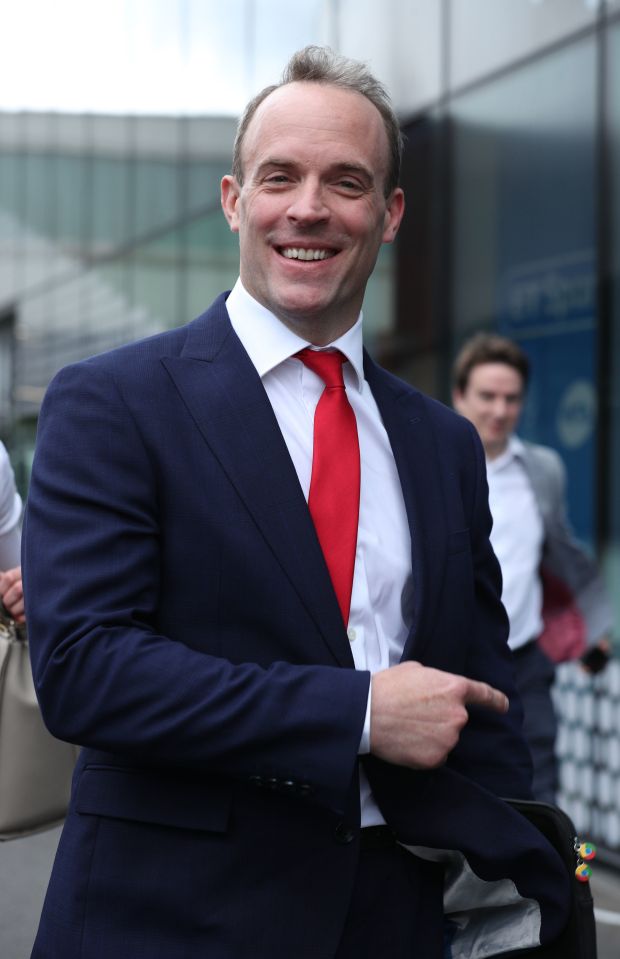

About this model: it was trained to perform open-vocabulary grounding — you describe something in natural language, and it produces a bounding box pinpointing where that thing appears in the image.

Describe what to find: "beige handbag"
[0,610,78,839]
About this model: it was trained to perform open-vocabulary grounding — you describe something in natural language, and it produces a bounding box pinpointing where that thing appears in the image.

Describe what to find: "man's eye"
[265,174,289,184]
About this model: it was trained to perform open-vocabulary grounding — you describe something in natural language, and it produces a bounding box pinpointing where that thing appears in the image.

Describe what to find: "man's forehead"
[255,79,370,110]
[470,363,525,392]
[236,83,391,193]
[243,81,386,152]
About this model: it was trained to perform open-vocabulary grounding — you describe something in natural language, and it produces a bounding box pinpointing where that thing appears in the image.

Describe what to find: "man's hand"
[0,566,25,624]
[370,661,508,769]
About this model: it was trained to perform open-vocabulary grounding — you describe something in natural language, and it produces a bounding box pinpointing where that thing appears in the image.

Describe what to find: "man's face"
[452,362,525,460]
[221,81,404,344]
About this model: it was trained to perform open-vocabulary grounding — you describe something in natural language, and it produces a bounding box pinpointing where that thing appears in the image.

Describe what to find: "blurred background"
[0,0,619,862]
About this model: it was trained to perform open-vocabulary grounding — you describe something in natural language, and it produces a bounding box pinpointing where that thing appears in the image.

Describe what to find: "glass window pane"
[0,114,21,302]
[182,211,240,321]
[450,0,599,91]
[450,38,598,545]
[253,0,324,91]
[338,0,443,115]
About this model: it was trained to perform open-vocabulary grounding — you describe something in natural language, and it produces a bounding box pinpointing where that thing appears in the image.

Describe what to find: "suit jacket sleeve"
[22,359,369,815]
[445,420,534,798]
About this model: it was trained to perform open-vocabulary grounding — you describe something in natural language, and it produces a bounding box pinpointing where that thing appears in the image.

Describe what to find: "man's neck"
[270,309,358,348]
[485,439,509,462]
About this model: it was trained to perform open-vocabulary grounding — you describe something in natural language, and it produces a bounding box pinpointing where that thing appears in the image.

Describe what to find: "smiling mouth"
[278,247,337,261]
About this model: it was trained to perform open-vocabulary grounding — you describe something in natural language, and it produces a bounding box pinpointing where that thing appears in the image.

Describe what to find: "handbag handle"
[0,602,26,641]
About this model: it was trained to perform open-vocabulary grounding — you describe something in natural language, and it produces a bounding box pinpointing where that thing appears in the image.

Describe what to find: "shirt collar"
[487,434,525,473]
[225,278,365,393]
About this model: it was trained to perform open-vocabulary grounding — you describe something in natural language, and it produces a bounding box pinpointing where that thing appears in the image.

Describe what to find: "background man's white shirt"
[0,441,22,570]
[486,435,544,651]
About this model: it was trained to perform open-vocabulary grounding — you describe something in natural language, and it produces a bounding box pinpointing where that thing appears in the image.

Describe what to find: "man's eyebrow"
[333,162,374,182]
[254,158,296,176]
[253,158,376,184]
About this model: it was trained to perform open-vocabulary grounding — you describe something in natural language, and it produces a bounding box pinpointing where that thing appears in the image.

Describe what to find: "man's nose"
[491,399,509,418]
[286,180,330,223]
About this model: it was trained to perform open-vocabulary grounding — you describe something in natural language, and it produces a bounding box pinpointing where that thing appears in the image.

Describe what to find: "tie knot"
[296,348,346,389]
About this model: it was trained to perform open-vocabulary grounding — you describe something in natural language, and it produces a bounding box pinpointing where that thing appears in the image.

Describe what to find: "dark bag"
[491,799,597,958]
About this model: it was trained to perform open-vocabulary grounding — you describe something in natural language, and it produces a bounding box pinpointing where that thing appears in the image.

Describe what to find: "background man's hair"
[231,45,404,198]
[452,332,530,393]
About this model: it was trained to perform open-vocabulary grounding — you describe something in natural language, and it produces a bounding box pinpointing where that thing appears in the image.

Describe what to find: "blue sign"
[497,250,597,546]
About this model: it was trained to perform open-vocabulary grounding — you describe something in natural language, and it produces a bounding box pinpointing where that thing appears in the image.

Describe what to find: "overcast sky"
[0,0,328,115]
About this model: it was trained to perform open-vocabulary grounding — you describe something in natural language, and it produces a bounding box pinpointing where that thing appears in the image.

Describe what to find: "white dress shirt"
[0,441,22,571]
[486,436,544,651]
[226,279,413,826]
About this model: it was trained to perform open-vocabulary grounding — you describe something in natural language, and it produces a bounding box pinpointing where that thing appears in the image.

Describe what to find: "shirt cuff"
[358,680,372,754]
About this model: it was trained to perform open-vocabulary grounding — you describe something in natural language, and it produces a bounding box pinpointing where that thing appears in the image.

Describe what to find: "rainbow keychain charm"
[575,841,597,882]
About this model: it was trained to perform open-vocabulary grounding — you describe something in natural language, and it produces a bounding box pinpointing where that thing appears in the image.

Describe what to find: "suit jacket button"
[334,822,356,845]
[249,775,264,788]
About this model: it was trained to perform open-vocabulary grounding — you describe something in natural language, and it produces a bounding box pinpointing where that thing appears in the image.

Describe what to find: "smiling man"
[23,48,570,959]
[221,80,403,344]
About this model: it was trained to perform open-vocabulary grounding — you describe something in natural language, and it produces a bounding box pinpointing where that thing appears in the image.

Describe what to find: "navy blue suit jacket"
[23,294,569,958]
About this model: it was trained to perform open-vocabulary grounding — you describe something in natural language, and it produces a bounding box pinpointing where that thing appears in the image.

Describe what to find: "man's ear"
[452,388,464,413]
[221,175,241,233]
[382,187,405,244]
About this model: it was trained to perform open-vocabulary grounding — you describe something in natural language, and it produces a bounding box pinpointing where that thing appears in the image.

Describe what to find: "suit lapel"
[364,353,448,662]
[162,296,352,667]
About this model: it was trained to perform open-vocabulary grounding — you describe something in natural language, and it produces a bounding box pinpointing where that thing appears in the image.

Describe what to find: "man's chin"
[273,298,355,344]
[271,290,336,325]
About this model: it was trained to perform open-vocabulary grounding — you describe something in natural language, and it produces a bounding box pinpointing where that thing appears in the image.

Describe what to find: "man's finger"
[464,680,509,714]
[0,567,21,592]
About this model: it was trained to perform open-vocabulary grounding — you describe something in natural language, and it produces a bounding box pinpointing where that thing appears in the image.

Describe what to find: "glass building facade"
[395,1,620,858]
[1,0,619,855]
[0,112,241,483]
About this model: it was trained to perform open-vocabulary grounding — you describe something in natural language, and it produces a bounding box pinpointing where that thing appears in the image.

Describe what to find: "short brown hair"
[231,45,404,198]
[452,333,530,393]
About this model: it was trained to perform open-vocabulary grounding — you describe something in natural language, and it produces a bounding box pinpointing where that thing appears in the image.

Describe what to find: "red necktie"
[296,349,360,626]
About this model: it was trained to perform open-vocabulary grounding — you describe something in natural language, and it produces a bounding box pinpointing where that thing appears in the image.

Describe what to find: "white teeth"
[281,247,332,261]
